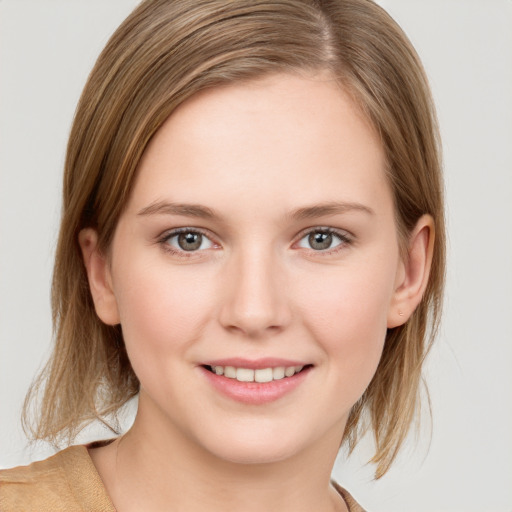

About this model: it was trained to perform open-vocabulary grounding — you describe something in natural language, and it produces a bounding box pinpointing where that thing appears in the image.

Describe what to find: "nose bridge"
[219,243,290,337]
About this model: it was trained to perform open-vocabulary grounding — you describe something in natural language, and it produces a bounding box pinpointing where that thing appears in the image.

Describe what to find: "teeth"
[284,366,295,377]
[272,367,285,380]
[254,368,273,383]
[224,366,236,378]
[209,365,305,382]
[236,368,254,382]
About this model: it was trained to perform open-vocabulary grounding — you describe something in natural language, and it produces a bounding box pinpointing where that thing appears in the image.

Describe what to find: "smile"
[201,360,312,404]
[208,365,304,383]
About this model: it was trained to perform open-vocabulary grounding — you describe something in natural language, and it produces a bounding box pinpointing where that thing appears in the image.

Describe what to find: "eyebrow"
[137,200,374,220]
[138,201,217,219]
[290,201,375,220]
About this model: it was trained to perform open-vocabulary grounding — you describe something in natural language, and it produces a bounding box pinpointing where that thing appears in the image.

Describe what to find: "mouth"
[200,361,313,404]
[203,364,311,383]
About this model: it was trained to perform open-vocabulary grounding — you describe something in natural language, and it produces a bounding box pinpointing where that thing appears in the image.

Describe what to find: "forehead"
[129,72,389,216]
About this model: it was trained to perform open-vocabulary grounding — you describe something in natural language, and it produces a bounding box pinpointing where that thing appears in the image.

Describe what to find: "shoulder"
[332,480,367,512]
[0,444,115,512]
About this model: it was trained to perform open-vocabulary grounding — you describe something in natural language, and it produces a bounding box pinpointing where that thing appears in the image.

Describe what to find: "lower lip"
[200,366,311,405]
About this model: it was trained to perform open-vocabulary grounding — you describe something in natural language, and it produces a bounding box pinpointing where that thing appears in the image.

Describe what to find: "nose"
[218,249,291,338]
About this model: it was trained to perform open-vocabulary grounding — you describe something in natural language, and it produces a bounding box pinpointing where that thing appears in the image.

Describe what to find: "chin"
[210,441,299,465]
[196,425,307,466]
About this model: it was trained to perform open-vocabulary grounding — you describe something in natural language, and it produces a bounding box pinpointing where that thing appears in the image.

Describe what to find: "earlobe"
[78,228,120,326]
[387,215,435,328]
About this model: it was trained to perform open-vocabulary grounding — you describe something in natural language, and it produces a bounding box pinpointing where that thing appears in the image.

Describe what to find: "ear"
[387,215,435,328]
[78,228,120,326]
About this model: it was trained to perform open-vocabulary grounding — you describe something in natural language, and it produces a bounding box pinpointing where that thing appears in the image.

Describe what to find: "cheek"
[297,260,395,385]
[112,260,217,365]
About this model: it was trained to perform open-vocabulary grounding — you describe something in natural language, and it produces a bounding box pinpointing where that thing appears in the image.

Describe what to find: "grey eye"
[178,232,203,251]
[297,230,345,251]
[165,231,214,252]
[308,232,333,250]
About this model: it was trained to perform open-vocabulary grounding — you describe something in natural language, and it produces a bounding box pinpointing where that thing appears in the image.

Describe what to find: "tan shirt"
[0,445,365,511]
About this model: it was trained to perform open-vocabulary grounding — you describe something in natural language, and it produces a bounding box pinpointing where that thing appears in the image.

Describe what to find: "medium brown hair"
[23,0,445,478]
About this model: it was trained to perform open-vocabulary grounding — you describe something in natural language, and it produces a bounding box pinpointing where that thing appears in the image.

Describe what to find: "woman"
[0,0,445,510]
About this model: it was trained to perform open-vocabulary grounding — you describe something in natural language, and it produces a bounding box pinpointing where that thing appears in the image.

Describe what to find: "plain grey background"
[1,1,511,510]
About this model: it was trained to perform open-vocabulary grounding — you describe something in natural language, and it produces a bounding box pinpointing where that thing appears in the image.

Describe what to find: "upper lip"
[202,358,310,369]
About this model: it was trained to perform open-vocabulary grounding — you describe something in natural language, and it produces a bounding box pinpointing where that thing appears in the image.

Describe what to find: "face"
[94,73,405,464]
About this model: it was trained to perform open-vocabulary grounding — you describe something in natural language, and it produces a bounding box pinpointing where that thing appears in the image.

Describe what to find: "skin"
[80,72,434,512]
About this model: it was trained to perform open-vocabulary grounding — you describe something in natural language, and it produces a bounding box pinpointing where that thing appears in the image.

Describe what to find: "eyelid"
[296,225,354,239]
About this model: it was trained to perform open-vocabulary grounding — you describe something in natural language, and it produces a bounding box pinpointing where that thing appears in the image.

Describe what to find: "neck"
[100,394,347,512]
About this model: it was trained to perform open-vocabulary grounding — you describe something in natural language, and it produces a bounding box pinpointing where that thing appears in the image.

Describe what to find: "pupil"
[309,232,332,250]
[178,232,202,251]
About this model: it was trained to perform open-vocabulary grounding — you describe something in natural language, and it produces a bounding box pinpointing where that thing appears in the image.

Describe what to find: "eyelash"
[295,227,353,255]
[157,227,217,259]
[157,226,353,258]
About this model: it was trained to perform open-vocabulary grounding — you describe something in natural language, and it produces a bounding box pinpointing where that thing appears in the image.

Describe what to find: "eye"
[162,229,215,252]
[296,228,349,252]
